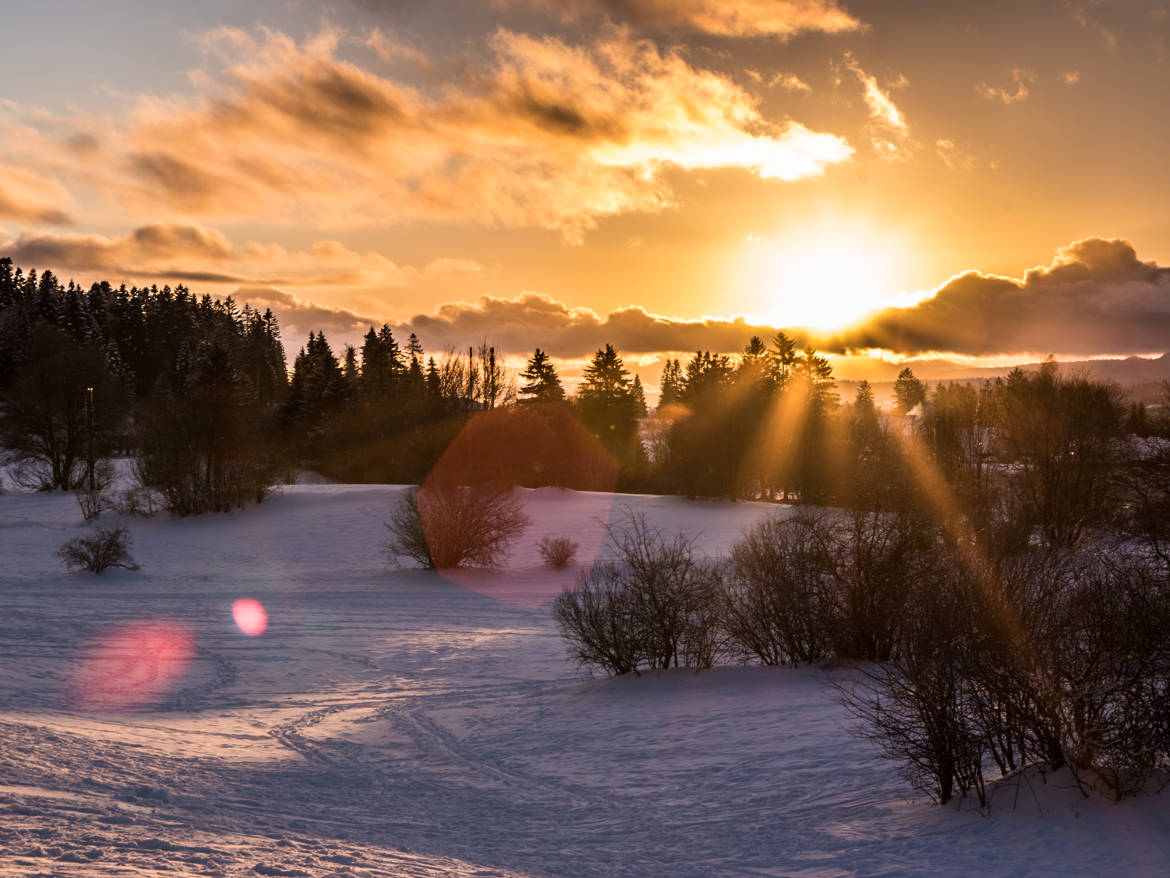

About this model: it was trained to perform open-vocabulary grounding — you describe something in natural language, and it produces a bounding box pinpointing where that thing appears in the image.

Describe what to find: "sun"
[737,223,910,332]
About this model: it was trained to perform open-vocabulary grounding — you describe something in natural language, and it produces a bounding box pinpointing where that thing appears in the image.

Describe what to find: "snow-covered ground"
[1,483,1168,877]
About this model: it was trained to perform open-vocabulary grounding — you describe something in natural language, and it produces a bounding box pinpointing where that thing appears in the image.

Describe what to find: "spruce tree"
[576,344,638,460]
[631,374,649,418]
[519,348,565,404]
[894,367,927,415]
[657,358,683,410]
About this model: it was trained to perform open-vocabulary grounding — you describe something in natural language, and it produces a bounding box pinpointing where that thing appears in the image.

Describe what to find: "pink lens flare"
[232,598,268,636]
[71,622,194,711]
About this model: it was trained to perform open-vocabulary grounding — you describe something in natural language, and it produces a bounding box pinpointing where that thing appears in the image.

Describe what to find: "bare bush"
[837,539,1170,806]
[834,510,934,662]
[386,482,531,569]
[552,565,644,677]
[835,560,987,806]
[538,535,579,569]
[73,460,115,521]
[57,526,139,574]
[109,486,162,518]
[552,511,723,676]
[722,511,838,666]
[75,486,104,521]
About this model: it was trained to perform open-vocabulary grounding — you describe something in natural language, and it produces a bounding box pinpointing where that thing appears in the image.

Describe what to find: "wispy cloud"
[492,0,863,39]
[843,53,911,160]
[935,138,975,170]
[0,163,72,225]
[769,72,813,92]
[976,68,1035,104]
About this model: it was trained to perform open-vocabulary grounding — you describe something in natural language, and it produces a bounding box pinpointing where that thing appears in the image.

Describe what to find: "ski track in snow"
[1,483,1168,876]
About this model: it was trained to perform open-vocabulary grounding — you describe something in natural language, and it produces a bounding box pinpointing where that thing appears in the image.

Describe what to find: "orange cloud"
[500,0,863,38]
[399,291,790,355]
[0,163,72,225]
[5,27,852,243]
[1,223,483,290]
[843,54,910,160]
[976,68,1035,104]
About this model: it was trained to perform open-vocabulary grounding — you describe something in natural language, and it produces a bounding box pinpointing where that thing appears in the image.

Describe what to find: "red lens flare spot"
[71,623,194,711]
[232,598,268,636]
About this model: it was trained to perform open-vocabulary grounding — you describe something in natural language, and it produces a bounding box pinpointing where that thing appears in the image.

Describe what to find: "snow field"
[0,484,1168,876]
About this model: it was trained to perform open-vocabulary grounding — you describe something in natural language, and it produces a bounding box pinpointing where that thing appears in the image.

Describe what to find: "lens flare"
[71,622,194,711]
[416,405,618,606]
[232,598,268,636]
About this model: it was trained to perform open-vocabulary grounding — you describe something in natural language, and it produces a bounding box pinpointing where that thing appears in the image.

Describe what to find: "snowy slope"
[1,484,1168,877]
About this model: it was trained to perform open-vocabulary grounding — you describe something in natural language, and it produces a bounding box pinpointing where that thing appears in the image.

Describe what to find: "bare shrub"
[552,565,644,677]
[1041,558,1170,798]
[73,460,115,521]
[75,486,104,521]
[109,486,162,518]
[538,535,578,569]
[833,510,934,662]
[835,561,987,806]
[57,526,139,574]
[552,511,723,676]
[837,540,1170,807]
[722,511,838,666]
[386,482,531,569]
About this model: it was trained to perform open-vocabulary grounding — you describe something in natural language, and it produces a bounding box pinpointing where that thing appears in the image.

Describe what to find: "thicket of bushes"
[553,504,1170,807]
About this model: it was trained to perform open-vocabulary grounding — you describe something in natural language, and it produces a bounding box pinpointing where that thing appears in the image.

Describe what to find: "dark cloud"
[0,192,70,225]
[828,238,1170,357]
[400,292,788,356]
[3,224,235,273]
[232,286,380,341]
[0,224,451,291]
[127,152,238,211]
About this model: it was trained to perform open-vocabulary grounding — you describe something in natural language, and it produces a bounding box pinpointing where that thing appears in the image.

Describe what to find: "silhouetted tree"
[631,374,649,418]
[0,323,126,490]
[657,358,684,410]
[894,367,927,415]
[520,348,564,404]
[989,362,1123,546]
[575,344,641,463]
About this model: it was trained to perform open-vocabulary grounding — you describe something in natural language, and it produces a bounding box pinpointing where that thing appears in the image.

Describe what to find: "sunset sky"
[3,0,1170,378]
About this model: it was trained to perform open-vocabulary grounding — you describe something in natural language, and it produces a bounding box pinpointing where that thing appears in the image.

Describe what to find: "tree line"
[1,257,1165,528]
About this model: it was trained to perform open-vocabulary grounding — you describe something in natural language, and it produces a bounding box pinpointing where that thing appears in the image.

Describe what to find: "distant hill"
[839,353,1170,384]
[837,353,1170,405]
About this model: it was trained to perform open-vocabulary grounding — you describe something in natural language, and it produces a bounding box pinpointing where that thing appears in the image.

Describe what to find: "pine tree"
[631,374,648,418]
[657,358,684,410]
[739,336,768,383]
[406,332,425,394]
[519,348,565,404]
[342,344,360,405]
[894,367,927,415]
[576,344,638,459]
[767,331,798,389]
[681,351,733,403]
